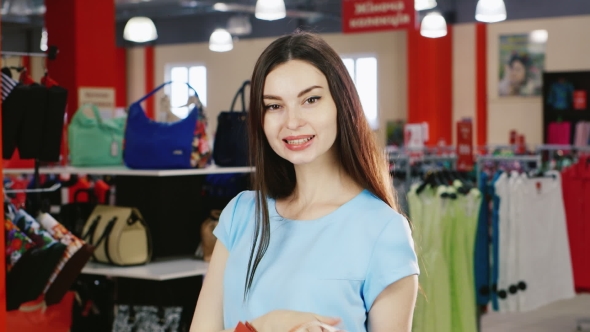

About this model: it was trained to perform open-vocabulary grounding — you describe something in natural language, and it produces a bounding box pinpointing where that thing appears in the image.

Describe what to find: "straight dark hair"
[245,31,400,299]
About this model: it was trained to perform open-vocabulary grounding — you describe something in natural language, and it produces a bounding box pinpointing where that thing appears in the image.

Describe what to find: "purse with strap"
[68,104,126,166]
[213,80,250,167]
[124,82,203,169]
[81,205,152,266]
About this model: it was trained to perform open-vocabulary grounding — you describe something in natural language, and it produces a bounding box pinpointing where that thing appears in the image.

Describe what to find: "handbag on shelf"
[159,93,212,168]
[124,81,204,170]
[68,103,126,166]
[213,80,250,167]
[81,205,152,266]
[195,209,220,262]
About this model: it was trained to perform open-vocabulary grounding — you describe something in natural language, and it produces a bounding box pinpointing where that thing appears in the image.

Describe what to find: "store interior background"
[4,0,590,148]
[2,0,590,331]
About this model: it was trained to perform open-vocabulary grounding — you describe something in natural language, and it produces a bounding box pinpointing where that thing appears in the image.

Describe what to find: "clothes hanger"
[19,68,35,85]
[415,171,435,195]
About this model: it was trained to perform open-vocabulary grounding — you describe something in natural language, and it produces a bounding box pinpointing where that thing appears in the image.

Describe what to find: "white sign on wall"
[78,87,117,119]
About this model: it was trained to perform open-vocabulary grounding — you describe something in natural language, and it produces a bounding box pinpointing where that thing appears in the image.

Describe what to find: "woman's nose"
[286,106,304,130]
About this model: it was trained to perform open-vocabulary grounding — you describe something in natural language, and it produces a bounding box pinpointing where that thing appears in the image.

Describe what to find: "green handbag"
[68,104,126,166]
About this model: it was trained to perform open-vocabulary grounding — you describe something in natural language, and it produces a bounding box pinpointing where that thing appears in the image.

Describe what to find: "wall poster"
[498,32,546,97]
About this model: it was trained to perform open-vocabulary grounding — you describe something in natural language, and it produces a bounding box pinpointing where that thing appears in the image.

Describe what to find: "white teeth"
[286,136,313,145]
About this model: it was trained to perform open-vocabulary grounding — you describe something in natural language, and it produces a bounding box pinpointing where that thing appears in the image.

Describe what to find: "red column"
[45,0,117,121]
[407,25,453,146]
[476,23,488,146]
[144,46,155,119]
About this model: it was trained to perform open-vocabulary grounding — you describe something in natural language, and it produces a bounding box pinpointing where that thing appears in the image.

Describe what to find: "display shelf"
[2,165,253,177]
[81,257,209,281]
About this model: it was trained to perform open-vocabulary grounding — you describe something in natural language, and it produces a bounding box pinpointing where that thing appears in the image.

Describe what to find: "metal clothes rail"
[475,154,542,185]
[1,51,47,57]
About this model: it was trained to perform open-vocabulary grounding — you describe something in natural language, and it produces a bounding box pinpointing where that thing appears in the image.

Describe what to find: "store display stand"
[2,165,252,281]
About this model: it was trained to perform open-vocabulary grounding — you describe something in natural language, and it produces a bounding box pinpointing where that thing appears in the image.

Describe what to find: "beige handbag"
[82,205,152,266]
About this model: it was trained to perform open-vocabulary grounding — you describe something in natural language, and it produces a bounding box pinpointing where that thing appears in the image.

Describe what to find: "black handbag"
[213,80,250,167]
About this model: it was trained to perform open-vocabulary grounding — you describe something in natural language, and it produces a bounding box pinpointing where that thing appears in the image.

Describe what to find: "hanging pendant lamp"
[420,12,447,38]
[415,0,437,11]
[40,27,48,51]
[227,15,252,36]
[475,0,507,23]
[209,29,234,52]
[124,17,158,43]
[255,0,286,21]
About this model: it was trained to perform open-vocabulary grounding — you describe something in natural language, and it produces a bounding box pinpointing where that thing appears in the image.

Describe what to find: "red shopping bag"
[6,291,74,332]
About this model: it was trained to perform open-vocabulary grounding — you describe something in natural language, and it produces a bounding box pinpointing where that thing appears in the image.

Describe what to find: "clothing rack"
[1,51,47,58]
[474,154,542,186]
[4,182,61,194]
[386,146,458,191]
[535,144,590,154]
[1,49,55,215]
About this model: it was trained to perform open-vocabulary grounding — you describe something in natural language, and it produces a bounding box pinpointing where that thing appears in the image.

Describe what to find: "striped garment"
[2,72,19,101]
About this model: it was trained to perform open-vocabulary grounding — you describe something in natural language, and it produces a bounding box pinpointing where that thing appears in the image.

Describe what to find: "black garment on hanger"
[2,78,67,161]
[17,83,48,159]
[1,85,28,159]
[39,85,67,161]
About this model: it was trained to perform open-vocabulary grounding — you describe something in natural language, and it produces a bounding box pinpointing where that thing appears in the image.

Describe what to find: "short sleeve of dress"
[212,191,249,251]
[362,215,419,311]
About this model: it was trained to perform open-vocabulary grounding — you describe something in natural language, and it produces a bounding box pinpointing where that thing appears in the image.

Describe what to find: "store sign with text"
[342,0,414,34]
[404,122,428,163]
[456,120,474,171]
[78,87,115,109]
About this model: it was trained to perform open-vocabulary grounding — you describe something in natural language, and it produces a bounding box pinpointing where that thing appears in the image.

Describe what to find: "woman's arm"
[367,275,419,332]
[190,240,230,332]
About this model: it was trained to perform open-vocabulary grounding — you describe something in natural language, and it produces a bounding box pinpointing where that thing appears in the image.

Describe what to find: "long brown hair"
[245,30,399,298]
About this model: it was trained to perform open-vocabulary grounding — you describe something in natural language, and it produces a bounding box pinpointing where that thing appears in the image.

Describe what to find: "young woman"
[191,31,419,332]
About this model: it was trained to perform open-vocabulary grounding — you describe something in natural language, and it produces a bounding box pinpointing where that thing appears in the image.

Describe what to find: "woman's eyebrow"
[263,85,323,100]
[297,85,323,97]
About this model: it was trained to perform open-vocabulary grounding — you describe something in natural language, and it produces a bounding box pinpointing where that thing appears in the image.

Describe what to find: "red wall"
[407,25,454,146]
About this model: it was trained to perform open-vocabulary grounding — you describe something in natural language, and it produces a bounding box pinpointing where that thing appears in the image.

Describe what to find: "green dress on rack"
[409,184,452,332]
[446,182,481,332]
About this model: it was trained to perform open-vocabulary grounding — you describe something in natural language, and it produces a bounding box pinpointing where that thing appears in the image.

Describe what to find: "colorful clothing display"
[490,171,575,312]
[561,155,590,292]
[547,80,575,110]
[547,121,572,145]
[409,182,480,332]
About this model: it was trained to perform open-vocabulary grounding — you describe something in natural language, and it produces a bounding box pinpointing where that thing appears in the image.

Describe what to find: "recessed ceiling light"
[213,3,230,11]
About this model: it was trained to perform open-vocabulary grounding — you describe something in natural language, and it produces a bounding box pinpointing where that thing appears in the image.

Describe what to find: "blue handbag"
[124,82,200,169]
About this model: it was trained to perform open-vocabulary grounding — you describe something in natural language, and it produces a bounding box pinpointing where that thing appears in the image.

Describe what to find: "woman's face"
[509,59,526,85]
[262,59,338,166]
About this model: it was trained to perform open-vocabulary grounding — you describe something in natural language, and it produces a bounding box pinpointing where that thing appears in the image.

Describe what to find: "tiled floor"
[481,294,590,332]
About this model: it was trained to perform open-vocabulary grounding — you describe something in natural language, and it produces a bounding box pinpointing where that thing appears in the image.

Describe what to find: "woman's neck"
[289,151,361,206]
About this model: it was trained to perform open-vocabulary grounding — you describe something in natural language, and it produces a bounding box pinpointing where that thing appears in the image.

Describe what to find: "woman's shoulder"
[223,190,258,212]
[350,189,409,230]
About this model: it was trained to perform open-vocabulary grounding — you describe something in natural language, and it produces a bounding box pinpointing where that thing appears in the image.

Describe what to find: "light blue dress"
[213,190,419,331]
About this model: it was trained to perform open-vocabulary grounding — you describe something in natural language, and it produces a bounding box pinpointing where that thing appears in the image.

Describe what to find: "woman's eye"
[305,96,321,104]
[264,104,281,111]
